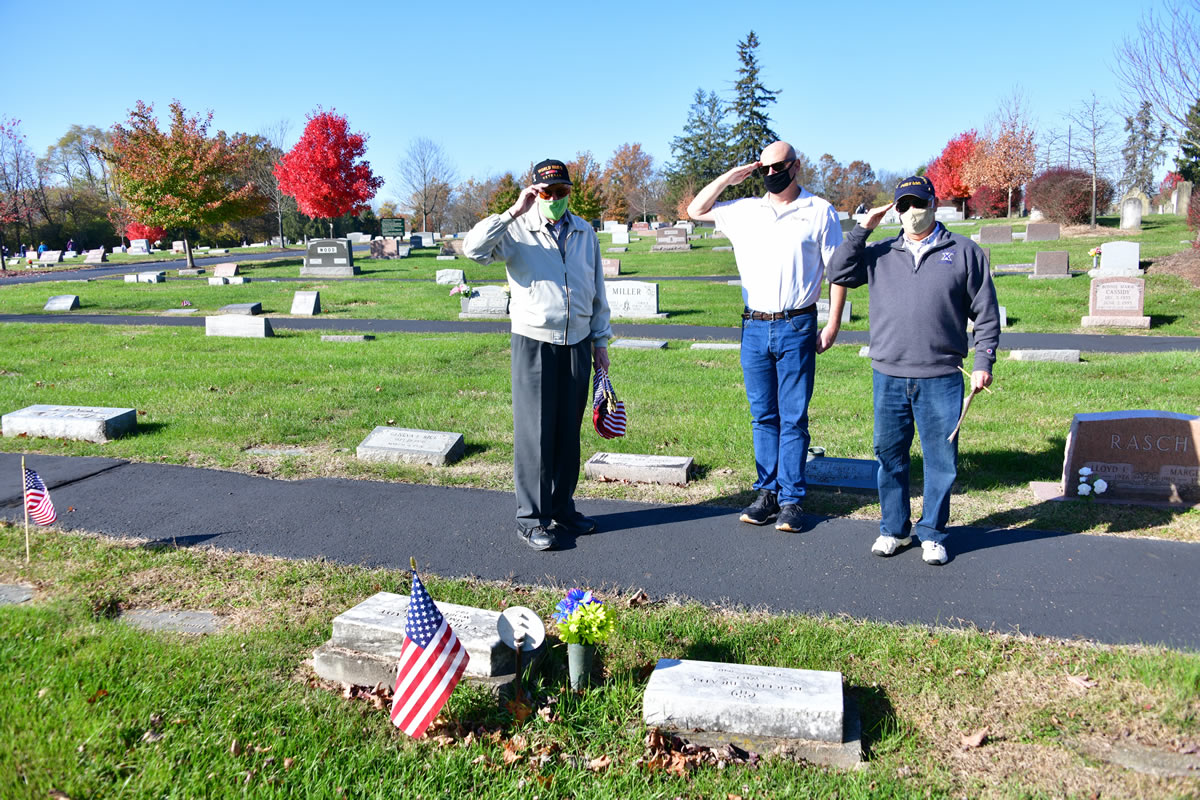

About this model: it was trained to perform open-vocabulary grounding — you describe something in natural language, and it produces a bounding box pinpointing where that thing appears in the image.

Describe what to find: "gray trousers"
[511,333,592,530]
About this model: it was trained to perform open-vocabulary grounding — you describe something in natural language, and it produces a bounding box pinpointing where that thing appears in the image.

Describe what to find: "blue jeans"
[740,314,817,506]
[872,371,963,544]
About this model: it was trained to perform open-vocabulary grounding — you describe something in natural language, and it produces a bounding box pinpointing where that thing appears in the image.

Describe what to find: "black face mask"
[763,166,794,194]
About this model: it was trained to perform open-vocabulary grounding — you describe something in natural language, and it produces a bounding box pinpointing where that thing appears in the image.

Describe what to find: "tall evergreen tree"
[1176,96,1200,184]
[666,89,731,189]
[727,31,780,198]
[1121,100,1169,194]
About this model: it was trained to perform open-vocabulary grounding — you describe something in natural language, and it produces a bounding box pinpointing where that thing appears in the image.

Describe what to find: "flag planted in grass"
[389,569,469,737]
[23,468,56,526]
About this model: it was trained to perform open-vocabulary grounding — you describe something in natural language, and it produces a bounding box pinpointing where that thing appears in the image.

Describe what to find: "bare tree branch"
[1112,0,1200,137]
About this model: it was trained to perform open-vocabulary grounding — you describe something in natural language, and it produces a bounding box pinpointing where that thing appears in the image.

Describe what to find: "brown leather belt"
[742,305,816,321]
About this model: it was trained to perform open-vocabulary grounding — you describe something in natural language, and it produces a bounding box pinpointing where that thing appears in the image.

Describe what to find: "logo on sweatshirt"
[940,250,955,263]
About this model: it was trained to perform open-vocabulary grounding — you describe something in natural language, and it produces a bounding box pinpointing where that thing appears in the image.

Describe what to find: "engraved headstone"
[290,291,320,316]
[610,338,668,349]
[1081,276,1150,328]
[690,342,740,350]
[1008,349,1080,362]
[1061,411,1199,502]
[63,250,77,258]
[1173,180,1192,217]
[605,280,666,318]
[1030,250,1070,279]
[1120,197,1142,230]
[606,247,627,253]
[43,295,80,311]
[129,238,150,254]
[321,334,375,342]
[120,609,223,634]
[205,315,273,338]
[1025,223,1060,242]
[172,240,186,253]
[1091,241,1142,277]
[369,237,408,259]
[815,299,851,324]
[2,404,137,443]
[804,457,876,491]
[979,226,1013,244]
[435,268,465,285]
[1121,188,1151,217]
[227,276,249,285]
[208,277,229,286]
[212,262,239,278]
[611,225,630,245]
[643,658,846,744]
[302,239,358,277]
[36,250,63,264]
[0,585,33,605]
[219,302,262,315]
[584,452,692,485]
[178,268,204,276]
[137,271,165,283]
[934,206,963,222]
[601,258,620,278]
[459,285,509,318]
[650,227,691,252]
[356,426,465,466]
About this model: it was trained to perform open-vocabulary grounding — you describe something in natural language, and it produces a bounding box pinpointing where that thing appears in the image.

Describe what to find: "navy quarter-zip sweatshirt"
[827,223,1000,378]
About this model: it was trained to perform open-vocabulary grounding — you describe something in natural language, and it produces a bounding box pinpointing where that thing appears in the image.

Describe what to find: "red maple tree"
[125,221,167,243]
[926,131,978,212]
[274,109,382,236]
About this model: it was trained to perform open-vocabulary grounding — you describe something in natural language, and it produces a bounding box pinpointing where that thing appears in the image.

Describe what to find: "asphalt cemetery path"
[1,452,1196,652]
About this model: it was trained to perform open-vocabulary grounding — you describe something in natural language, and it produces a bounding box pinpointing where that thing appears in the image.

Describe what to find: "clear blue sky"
[0,0,1160,202]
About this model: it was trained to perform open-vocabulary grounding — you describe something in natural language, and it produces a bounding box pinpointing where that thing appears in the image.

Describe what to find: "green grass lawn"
[2,532,1197,799]
[0,323,1196,540]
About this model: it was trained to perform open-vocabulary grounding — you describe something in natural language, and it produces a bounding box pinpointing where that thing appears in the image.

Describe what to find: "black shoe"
[774,504,804,532]
[739,490,779,525]
[517,525,557,551]
[551,513,597,536]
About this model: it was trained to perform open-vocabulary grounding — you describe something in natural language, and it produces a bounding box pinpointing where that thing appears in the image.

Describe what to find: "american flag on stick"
[389,568,469,737]
[24,468,56,526]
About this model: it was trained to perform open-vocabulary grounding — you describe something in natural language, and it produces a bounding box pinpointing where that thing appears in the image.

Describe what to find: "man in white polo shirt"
[688,141,846,532]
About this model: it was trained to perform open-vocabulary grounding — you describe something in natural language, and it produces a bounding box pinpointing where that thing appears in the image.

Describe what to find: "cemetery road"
[3,452,1197,651]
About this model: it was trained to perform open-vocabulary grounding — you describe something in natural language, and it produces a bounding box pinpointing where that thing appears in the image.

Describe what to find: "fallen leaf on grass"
[37,688,49,698]
[537,706,559,724]
[86,689,108,704]
[502,743,524,765]
[1068,674,1098,690]
[505,699,532,723]
[49,790,73,800]
[627,590,650,607]
[283,757,295,771]
[961,728,989,750]
[141,731,164,743]
[230,738,244,757]
[432,735,455,748]
[588,755,611,772]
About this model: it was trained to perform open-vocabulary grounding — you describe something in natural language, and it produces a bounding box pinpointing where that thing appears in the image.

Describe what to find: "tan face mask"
[900,206,936,237]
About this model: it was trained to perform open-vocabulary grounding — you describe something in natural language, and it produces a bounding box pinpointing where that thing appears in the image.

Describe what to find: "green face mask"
[539,196,569,221]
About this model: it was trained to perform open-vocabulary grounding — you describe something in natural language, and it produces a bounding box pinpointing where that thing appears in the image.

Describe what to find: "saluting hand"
[725,162,761,186]
[508,183,547,219]
[862,203,894,230]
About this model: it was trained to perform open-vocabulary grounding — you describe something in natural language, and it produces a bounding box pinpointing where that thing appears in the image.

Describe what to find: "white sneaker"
[921,541,948,565]
[871,534,912,556]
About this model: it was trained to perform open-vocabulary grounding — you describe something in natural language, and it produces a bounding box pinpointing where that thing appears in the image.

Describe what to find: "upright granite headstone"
[129,238,150,254]
[611,225,630,245]
[172,240,186,253]
[205,316,273,338]
[290,291,321,315]
[1061,411,1199,502]
[1025,223,1060,242]
[1122,188,1151,217]
[36,250,63,264]
[1031,250,1070,279]
[606,280,666,318]
[212,262,239,278]
[1091,241,1142,277]
[84,249,107,264]
[650,227,691,252]
[43,295,80,311]
[1081,276,1150,328]
[1173,181,1192,217]
[815,299,851,324]
[1120,197,1143,230]
[2,404,136,443]
[302,239,358,277]
[459,285,510,318]
[435,268,465,285]
[979,226,1013,244]
[356,426,465,466]
[601,258,620,278]
[369,237,408,259]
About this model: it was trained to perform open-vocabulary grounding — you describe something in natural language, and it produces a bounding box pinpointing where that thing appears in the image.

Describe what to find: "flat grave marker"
[804,456,877,491]
[205,316,273,338]
[459,285,509,318]
[2,404,136,443]
[356,426,465,466]
[322,334,375,342]
[584,452,692,485]
[691,342,740,350]
[219,302,262,315]
[120,610,223,635]
[610,338,668,349]
[0,585,33,605]
[43,295,80,311]
[290,291,321,316]
[1008,349,1081,362]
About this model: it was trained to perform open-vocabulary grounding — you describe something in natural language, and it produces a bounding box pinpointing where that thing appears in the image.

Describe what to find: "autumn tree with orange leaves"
[963,96,1037,217]
[105,101,265,267]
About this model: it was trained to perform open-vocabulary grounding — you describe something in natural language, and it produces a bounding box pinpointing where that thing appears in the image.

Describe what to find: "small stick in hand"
[958,365,994,394]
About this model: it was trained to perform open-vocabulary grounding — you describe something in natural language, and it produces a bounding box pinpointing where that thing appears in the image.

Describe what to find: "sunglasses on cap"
[537,185,571,200]
[895,197,930,213]
[757,159,794,176]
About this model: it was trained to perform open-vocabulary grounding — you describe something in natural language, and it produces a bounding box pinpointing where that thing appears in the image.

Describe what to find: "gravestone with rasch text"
[605,280,666,318]
[302,239,358,277]
[650,227,692,252]
[356,426,465,466]
[1062,411,1200,502]
[1081,276,1150,328]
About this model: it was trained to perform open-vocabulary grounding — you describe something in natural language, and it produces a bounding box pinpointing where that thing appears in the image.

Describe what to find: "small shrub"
[968,184,1020,218]
[1026,168,1115,225]
[1189,199,1199,249]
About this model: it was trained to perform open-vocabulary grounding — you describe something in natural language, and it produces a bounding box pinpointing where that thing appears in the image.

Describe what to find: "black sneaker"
[739,490,779,525]
[517,525,557,551]
[774,504,804,532]
[551,513,597,536]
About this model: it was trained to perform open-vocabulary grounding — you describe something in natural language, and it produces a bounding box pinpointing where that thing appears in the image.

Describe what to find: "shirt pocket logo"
[940,250,955,263]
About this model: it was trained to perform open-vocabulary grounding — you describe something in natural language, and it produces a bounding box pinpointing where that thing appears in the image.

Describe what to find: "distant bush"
[968,184,1020,218]
[1027,168,1115,225]
[1189,198,1199,249]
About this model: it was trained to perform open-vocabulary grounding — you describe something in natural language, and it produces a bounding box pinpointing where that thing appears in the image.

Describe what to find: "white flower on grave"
[1078,483,1093,496]
[1093,479,1108,494]
[1078,467,1093,476]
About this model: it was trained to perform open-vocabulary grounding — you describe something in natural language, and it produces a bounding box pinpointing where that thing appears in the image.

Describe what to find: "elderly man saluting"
[688,141,846,534]
[827,176,1000,565]
[464,159,612,552]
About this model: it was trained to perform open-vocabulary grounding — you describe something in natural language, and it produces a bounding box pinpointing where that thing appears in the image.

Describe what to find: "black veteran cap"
[533,159,572,186]
[894,175,936,204]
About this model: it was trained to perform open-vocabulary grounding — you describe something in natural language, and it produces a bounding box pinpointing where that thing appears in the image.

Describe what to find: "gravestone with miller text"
[2,404,136,443]
[356,426,465,466]
[650,227,692,252]
[1061,411,1200,502]
[1081,276,1150,329]
[302,239,358,277]
[606,280,666,318]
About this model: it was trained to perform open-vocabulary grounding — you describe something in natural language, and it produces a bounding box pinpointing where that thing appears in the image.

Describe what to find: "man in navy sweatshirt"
[827,176,1000,565]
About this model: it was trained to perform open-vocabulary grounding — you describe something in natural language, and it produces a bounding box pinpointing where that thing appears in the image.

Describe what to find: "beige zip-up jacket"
[463,208,612,348]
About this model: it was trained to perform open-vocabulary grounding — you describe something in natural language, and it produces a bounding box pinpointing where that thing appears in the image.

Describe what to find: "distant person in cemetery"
[37,242,46,256]
[827,175,1000,566]
[464,158,612,552]
[687,140,846,533]
[66,238,74,252]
